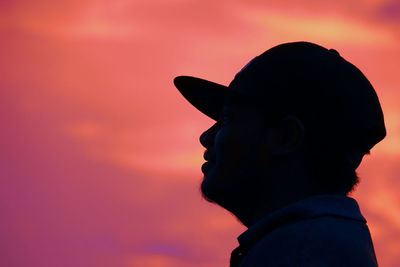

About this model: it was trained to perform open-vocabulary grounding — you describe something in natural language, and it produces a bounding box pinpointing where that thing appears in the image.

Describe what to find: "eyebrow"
[224,108,235,114]
[217,109,234,123]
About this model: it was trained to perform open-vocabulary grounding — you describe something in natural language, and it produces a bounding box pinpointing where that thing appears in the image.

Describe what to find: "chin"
[200,179,216,204]
[200,171,215,200]
[200,164,220,202]
[200,165,232,207]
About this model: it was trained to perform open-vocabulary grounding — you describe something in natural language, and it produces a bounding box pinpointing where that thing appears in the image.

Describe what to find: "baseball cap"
[173,41,386,160]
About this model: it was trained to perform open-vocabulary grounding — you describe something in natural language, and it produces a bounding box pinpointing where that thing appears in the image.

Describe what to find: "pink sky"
[1,0,400,266]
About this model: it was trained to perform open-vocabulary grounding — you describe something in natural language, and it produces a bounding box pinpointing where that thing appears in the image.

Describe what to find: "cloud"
[243,10,396,46]
[126,252,216,267]
[63,119,206,177]
[377,0,400,21]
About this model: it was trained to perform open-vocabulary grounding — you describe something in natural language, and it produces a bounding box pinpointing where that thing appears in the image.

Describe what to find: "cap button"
[329,48,340,56]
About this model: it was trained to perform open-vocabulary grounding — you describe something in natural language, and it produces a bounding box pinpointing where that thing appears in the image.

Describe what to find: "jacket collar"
[237,194,367,249]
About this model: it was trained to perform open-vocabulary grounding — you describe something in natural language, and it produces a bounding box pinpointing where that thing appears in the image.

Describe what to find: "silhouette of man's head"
[174,41,386,227]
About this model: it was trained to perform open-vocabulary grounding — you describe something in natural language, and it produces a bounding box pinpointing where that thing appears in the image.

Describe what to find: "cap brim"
[173,76,230,121]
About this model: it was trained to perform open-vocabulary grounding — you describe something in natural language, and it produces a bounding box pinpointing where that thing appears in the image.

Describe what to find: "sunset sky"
[1,0,400,266]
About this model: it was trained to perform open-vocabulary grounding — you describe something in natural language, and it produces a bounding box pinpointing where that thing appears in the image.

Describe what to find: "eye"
[223,114,231,124]
[218,112,233,126]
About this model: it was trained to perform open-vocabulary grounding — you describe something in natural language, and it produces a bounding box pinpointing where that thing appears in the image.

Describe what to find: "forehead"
[222,94,262,116]
[223,92,257,107]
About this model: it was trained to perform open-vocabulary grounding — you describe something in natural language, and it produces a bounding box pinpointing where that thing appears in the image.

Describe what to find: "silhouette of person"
[173,41,386,266]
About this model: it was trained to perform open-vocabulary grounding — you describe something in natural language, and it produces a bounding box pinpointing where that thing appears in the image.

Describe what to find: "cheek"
[214,128,248,165]
[216,128,268,172]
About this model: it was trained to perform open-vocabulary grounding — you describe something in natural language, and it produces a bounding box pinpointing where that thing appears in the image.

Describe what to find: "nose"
[199,123,218,148]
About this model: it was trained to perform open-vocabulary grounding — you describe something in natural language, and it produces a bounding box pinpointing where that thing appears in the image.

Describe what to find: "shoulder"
[239,216,378,267]
[300,216,378,266]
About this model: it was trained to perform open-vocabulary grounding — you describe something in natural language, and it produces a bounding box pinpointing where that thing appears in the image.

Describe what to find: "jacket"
[230,194,378,266]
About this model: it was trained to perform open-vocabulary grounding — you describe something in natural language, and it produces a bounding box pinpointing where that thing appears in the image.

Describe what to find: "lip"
[201,161,214,173]
[203,150,216,162]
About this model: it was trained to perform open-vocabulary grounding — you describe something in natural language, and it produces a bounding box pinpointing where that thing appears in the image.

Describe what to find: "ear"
[269,115,305,156]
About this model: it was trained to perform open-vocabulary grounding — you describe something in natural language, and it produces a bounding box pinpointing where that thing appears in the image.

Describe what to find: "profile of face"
[199,97,280,211]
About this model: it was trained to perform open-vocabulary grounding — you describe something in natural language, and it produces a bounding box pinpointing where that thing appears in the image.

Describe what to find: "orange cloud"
[245,10,396,46]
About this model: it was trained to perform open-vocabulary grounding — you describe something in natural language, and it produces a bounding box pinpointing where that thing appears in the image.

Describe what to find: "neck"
[225,162,319,228]
[232,181,318,228]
